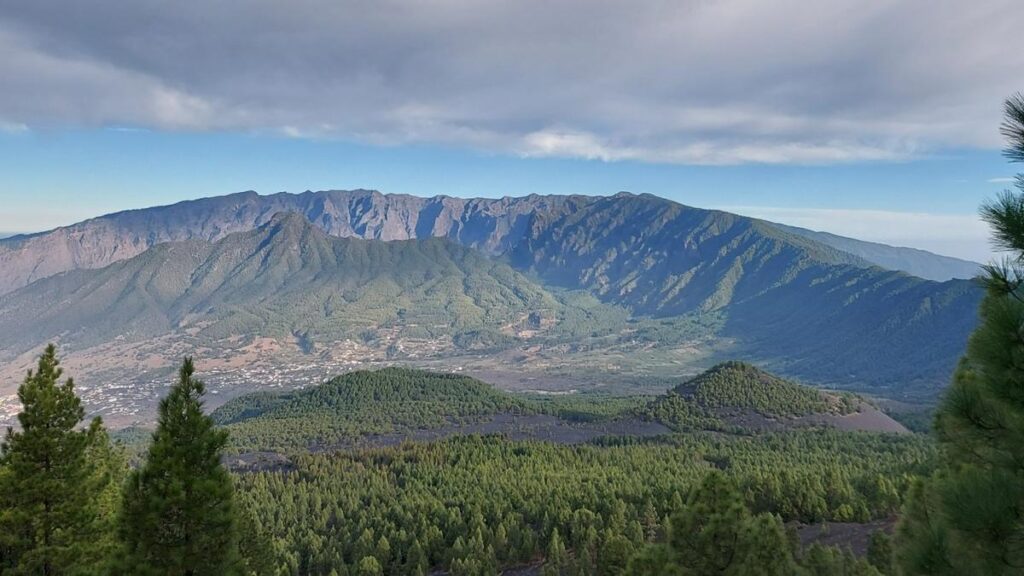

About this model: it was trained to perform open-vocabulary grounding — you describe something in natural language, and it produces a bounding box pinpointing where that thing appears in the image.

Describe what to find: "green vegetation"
[895,95,1024,575]
[216,363,873,454]
[643,361,857,432]
[235,430,931,574]
[885,408,934,435]
[0,345,946,575]
[214,368,530,451]
[626,472,882,575]
[676,362,842,416]
[0,345,124,574]
[525,393,651,423]
[119,358,243,574]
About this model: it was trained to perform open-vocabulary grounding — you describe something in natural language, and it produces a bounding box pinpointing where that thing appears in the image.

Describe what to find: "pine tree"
[78,423,129,571]
[626,472,802,576]
[118,358,241,575]
[866,531,894,575]
[356,556,382,576]
[669,471,749,574]
[0,344,118,574]
[729,513,798,576]
[895,94,1024,575]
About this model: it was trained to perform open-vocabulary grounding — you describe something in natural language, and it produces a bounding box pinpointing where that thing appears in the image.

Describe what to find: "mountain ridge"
[0,212,575,356]
[0,194,982,405]
[773,223,981,281]
[0,189,974,296]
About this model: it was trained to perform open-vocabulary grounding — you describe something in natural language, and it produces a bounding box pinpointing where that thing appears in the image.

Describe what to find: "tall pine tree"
[625,472,800,576]
[118,358,241,575]
[0,344,119,575]
[896,94,1024,574]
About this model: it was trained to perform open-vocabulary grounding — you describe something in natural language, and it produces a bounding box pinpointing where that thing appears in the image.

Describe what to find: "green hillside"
[0,213,615,356]
[508,193,979,390]
[645,362,857,432]
[213,368,528,450]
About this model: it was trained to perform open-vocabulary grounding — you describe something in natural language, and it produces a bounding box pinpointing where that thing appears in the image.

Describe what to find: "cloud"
[988,177,1017,183]
[0,121,28,134]
[1,0,1022,164]
[719,205,994,262]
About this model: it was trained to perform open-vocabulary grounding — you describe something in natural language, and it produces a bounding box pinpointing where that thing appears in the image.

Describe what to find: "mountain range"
[0,190,984,421]
[0,190,980,297]
[0,212,581,355]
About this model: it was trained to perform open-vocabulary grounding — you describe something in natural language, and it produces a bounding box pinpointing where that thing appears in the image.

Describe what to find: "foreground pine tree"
[625,472,801,575]
[0,344,119,574]
[896,95,1024,574]
[118,358,241,575]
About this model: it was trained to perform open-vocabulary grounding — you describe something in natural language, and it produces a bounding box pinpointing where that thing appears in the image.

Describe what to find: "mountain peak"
[265,210,311,228]
[675,361,780,395]
[667,361,838,417]
[257,211,325,242]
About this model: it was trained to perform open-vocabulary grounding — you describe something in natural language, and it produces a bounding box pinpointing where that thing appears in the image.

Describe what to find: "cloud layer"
[2,1,1022,164]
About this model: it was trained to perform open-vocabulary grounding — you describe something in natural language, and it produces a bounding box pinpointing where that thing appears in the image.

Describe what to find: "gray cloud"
[1,0,1021,164]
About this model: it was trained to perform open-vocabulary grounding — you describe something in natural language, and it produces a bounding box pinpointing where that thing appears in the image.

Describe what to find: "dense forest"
[213,368,527,451]
[0,348,921,575]
[236,431,929,574]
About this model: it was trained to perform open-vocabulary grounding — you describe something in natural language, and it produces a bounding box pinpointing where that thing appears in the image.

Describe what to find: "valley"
[0,191,980,426]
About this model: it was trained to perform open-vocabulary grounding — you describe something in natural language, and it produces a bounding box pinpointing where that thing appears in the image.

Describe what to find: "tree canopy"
[895,94,1024,575]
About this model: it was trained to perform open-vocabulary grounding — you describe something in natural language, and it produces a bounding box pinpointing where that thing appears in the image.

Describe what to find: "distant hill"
[774,223,981,281]
[645,362,907,433]
[213,368,673,454]
[0,212,579,355]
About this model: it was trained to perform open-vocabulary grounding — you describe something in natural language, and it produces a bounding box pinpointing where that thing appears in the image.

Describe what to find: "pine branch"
[1001,93,1024,164]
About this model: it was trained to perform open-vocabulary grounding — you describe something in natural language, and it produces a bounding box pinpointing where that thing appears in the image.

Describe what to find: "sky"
[1,0,1023,262]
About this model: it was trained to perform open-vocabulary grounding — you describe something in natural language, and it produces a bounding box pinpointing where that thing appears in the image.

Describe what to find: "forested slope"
[214,368,528,450]
[237,431,931,574]
[0,213,580,355]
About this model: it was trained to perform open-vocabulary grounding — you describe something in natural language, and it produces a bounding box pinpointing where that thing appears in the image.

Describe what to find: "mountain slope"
[0,189,976,296]
[0,212,571,356]
[774,223,981,281]
[501,193,979,388]
[0,193,982,396]
[0,190,588,295]
[507,192,872,315]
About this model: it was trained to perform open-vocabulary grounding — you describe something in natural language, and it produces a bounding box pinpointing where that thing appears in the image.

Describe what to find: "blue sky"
[0,128,1011,261]
[2,1,1022,262]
